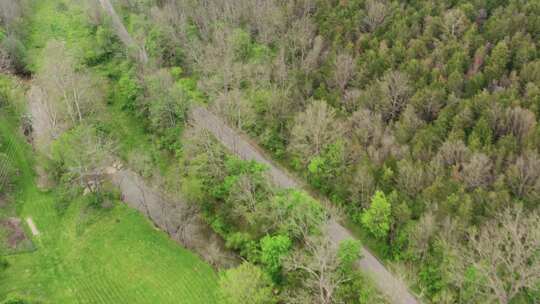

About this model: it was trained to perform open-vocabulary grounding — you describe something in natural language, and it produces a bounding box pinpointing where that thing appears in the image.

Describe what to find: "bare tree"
[173,202,201,245]
[506,150,540,200]
[36,40,104,126]
[378,71,411,122]
[505,107,536,144]
[227,173,272,229]
[485,102,507,138]
[395,105,425,142]
[346,108,405,165]
[212,89,256,131]
[363,0,388,32]
[0,0,23,29]
[346,108,384,149]
[461,153,492,189]
[284,234,359,304]
[331,52,356,92]
[289,100,343,166]
[436,140,471,168]
[341,88,361,112]
[350,164,375,209]
[396,159,428,196]
[443,9,468,39]
[450,207,540,304]
[301,35,324,75]
[408,211,436,261]
[52,125,114,193]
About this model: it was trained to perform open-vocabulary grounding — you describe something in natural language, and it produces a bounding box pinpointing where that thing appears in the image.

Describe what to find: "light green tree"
[485,41,509,82]
[260,234,292,281]
[361,190,392,239]
[218,262,276,304]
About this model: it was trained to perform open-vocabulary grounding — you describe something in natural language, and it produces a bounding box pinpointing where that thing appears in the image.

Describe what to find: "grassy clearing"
[0,0,220,301]
[0,100,218,303]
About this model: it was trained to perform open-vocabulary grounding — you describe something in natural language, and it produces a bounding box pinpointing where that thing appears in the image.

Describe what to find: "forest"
[1,0,540,303]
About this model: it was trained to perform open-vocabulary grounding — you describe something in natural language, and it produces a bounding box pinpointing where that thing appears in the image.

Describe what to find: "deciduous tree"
[289,100,343,166]
[450,207,540,304]
[218,262,276,304]
[361,190,392,239]
[284,235,361,304]
[36,40,104,126]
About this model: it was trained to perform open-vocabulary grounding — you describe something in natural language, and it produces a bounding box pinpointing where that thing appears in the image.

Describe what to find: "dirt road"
[191,106,420,304]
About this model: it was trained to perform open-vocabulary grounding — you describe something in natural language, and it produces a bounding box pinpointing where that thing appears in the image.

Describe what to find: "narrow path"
[191,107,420,304]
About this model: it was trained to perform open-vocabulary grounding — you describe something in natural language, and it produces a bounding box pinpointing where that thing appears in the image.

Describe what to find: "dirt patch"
[0,196,8,208]
[2,217,28,249]
[36,165,53,190]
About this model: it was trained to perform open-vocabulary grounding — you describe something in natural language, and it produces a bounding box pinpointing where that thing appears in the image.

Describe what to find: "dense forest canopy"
[1,0,540,303]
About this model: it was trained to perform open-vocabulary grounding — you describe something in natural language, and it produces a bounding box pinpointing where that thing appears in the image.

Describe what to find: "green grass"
[0,0,220,298]
[0,103,218,303]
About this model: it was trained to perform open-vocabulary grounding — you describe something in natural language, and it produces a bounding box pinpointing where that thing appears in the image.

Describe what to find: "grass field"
[0,1,221,302]
[0,92,219,303]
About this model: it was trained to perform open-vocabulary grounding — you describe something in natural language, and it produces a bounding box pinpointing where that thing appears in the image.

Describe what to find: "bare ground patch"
[1,217,35,255]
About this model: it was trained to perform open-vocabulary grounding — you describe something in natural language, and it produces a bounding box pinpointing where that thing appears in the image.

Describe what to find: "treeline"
[107,0,540,303]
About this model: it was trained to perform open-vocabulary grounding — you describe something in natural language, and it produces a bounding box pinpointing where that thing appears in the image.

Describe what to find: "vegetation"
[2,0,540,303]
[107,0,540,302]
[0,1,220,303]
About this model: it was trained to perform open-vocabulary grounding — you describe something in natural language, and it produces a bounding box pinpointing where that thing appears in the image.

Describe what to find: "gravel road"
[191,106,420,304]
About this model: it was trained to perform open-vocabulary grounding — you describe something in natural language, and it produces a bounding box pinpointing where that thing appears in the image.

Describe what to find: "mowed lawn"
[0,111,219,303]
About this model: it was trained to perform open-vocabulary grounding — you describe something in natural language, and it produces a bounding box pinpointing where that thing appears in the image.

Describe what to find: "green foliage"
[29,0,540,301]
[271,190,326,240]
[260,234,292,281]
[113,67,141,111]
[361,191,392,239]
[485,40,510,82]
[218,262,276,304]
[307,140,345,195]
[338,239,362,272]
[225,232,258,261]
[49,125,110,189]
